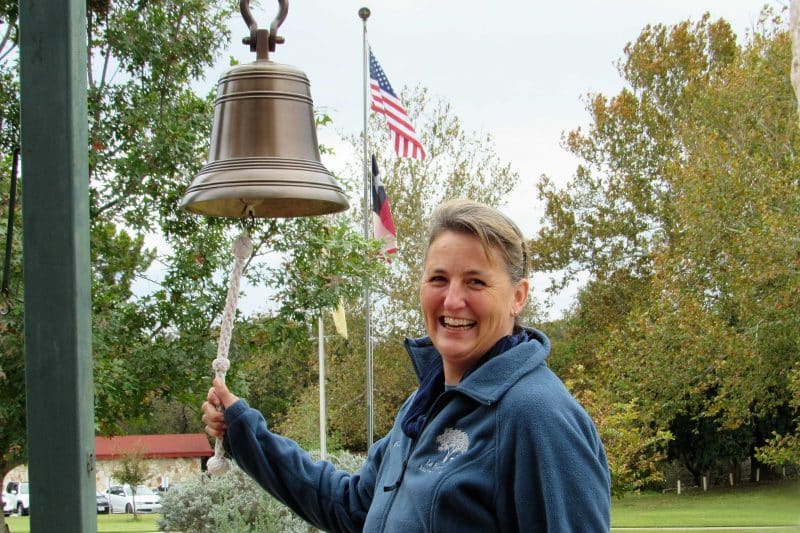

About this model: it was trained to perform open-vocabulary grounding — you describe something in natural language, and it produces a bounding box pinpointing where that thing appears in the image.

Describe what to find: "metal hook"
[240,0,288,58]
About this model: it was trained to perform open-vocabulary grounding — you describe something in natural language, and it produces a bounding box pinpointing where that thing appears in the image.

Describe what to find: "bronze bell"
[181,0,349,218]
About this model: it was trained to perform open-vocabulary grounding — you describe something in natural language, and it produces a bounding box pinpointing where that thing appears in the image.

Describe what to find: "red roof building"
[95,434,213,460]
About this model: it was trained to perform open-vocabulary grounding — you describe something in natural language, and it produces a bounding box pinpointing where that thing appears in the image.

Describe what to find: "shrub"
[158,450,366,532]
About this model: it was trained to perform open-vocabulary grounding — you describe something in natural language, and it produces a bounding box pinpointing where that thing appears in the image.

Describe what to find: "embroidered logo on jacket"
[420,428,469,472]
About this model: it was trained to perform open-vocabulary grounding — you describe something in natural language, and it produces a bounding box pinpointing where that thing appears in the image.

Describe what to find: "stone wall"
[4,457,207,492]
[95,457,207,490]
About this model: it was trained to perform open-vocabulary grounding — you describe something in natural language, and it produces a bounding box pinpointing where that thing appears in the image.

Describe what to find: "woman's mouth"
[440,316,476,330]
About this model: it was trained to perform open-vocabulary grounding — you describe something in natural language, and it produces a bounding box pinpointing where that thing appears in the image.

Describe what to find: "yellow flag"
[331,299,348,340]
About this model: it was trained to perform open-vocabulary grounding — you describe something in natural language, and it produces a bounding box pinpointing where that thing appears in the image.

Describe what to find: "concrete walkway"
[612,527,800,531]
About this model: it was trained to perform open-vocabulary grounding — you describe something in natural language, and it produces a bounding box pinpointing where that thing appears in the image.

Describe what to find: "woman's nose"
[443,283,466,310]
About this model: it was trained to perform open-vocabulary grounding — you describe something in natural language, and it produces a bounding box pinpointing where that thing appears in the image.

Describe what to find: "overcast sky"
[195,0,776,317]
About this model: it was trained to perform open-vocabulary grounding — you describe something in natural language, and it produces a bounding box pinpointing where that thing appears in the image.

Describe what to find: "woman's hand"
[201,378,240,438]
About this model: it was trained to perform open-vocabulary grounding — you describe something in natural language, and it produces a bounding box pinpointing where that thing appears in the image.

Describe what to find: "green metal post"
[19,0,96,530]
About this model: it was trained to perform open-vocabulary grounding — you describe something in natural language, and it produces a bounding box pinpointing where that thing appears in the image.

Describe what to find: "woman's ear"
[513,278,530,315]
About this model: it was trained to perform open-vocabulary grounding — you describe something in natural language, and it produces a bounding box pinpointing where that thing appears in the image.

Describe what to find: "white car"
[105,484,162,514]
[3,481,29,516]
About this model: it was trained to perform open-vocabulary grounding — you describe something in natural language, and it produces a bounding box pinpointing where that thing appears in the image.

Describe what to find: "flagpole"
[358,6,375,448]
[318,314,328,460]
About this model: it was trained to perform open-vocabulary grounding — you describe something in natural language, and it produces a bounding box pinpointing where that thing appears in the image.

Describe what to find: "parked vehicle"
[96,492,109,514]
[3,481,30,516]
[105,484,161,514]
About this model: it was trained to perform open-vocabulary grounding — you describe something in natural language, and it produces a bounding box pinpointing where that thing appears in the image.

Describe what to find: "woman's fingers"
[202,379,239,438]
[201,400,226,437]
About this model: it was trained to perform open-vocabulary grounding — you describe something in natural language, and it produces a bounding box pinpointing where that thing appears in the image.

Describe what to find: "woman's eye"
[468,279,486,286]
[428,275,447,283]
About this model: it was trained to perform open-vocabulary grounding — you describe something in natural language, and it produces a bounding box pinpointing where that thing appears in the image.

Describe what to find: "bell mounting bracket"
[240,0,287,60]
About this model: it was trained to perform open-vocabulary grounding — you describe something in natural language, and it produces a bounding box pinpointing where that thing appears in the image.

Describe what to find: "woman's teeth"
[442,317,475,329]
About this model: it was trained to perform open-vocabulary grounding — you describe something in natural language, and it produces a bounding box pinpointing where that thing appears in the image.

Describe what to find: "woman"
[203,199,611,532]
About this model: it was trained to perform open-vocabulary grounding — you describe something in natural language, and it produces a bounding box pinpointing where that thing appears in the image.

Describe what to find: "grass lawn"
[3,481,798,532]
[4,513,162,532]
[612,479,800,530]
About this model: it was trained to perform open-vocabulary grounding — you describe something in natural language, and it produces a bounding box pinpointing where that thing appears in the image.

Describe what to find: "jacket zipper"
[378,390,453,528]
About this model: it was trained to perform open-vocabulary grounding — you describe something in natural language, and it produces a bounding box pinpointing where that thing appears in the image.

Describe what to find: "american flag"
[369,49,426,160]
[371,154,398,256]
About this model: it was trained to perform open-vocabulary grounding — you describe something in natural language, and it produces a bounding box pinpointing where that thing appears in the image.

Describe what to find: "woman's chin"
[433,332,470,355]
[436,341,479,367]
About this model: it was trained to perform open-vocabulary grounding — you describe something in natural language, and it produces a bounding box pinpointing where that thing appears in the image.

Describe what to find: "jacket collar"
[404,326,551,405]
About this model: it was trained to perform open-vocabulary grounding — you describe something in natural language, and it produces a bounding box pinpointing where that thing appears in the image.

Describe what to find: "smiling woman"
[419,200,530,384]
[202,198,612,531]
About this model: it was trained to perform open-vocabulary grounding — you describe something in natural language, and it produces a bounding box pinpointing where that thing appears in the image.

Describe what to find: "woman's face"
[420,230,528,384]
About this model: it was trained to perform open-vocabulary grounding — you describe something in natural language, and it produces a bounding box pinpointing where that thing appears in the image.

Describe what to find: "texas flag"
[371,155,397,256]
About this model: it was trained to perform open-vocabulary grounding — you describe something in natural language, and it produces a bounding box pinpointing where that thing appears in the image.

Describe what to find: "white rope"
[207,231,253,476]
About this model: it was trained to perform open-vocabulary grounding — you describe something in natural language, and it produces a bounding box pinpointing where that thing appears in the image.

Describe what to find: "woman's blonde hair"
[423,198,528,284]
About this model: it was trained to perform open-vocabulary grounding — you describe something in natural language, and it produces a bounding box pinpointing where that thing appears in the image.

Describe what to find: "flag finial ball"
[358,7,371,20]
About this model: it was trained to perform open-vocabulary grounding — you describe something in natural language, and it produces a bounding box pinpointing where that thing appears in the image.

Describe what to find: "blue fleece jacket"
[222,327,611,532]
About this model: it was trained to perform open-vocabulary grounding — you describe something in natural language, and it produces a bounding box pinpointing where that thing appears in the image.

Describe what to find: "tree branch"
[0,21,16,60]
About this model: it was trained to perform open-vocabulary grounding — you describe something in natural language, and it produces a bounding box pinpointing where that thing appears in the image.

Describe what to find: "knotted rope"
[206,231,253,476]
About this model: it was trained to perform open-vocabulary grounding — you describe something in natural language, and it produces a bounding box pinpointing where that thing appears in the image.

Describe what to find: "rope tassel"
[207,231,253,476]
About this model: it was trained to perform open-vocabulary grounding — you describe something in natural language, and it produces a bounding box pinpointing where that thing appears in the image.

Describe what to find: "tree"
[532,8,799,485]
[757,0,800,469]
[111,448,150,519]
[617,9,799,475]
[566,365,671,496]
[215,218,388,452]
[757,363,800,468]
[83,0,240,435]
[119,397,204,435]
